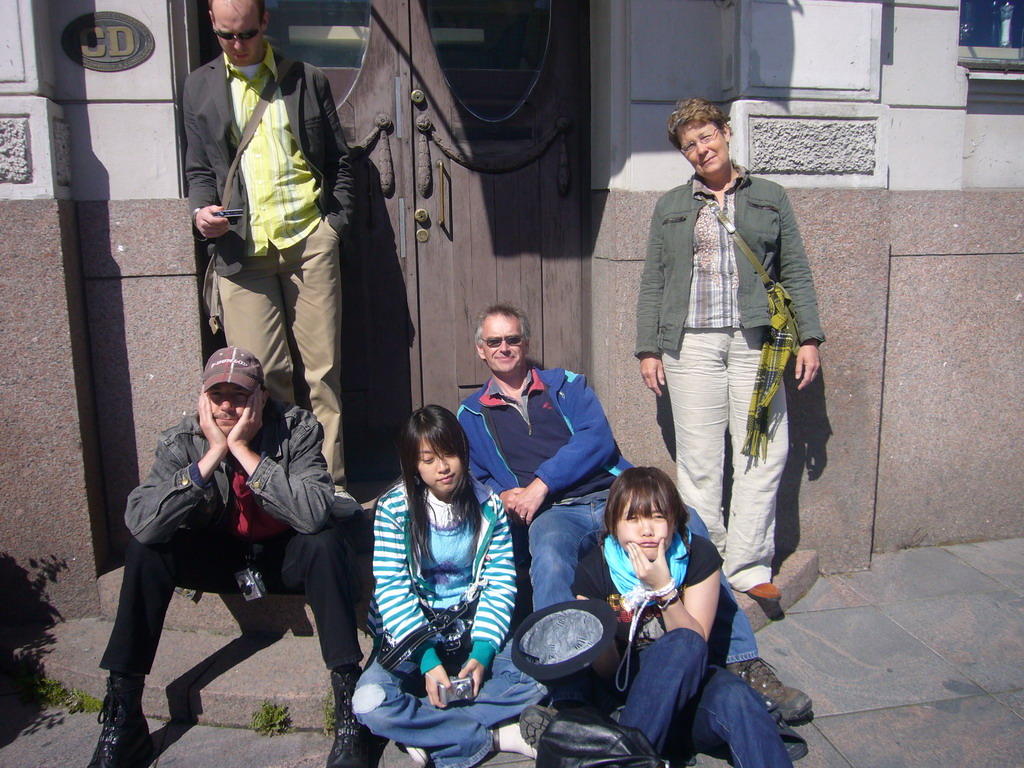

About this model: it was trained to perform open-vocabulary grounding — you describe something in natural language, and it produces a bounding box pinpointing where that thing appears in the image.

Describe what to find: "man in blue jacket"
[458,304,811,722]
[458,304,629,612]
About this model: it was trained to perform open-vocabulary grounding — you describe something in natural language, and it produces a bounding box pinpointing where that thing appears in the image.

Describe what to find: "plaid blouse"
[684,170,745,329]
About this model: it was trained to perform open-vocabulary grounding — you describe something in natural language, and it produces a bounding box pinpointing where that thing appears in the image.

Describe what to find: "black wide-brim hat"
[511,599,617,682]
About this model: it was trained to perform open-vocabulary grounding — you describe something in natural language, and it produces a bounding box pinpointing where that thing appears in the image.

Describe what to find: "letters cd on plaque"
[62,12,155,72]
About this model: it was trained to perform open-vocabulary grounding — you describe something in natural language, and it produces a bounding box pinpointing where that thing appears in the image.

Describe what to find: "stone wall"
[0,200,101,623]
[591,188,1024,574]
[79,199,203,560]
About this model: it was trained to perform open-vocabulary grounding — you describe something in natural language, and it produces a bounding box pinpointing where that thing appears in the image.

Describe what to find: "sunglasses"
[213,27,261,41]
[482,335,524,348]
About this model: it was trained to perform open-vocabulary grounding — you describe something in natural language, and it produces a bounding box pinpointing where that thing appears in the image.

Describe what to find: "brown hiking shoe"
[727,658,812,723]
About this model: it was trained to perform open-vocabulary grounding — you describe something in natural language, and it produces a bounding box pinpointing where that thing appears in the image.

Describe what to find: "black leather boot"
[327,667,368,768]
[87,673,153,768]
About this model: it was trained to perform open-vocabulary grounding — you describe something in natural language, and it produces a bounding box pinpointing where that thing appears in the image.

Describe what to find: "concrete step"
[1,551,818,731]
[740,548,819,632]
[0,618,375,730]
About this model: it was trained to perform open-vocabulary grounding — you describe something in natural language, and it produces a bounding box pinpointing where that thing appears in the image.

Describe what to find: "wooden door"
[402,0,589,410]
[193,0,588,487]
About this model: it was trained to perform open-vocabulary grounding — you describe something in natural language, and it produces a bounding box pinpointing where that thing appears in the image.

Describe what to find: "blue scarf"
[603,529,690,613]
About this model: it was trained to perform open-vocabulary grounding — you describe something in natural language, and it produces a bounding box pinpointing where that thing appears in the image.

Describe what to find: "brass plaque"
[62,12,155,72]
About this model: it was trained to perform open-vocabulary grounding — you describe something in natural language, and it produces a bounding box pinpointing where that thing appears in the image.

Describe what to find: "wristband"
[655,588,679,608]
[651,581,676,598]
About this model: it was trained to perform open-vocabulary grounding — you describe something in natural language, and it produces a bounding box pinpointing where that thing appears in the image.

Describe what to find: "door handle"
[410,89,426,105]
[437,160,446,229]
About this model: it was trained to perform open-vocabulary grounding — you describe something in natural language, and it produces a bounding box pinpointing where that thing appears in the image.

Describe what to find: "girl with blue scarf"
[570,467,794,766]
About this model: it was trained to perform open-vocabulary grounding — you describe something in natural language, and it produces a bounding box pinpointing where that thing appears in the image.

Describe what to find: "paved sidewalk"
[1,538,1022,768]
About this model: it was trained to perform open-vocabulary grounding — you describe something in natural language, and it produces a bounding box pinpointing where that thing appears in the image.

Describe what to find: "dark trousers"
[616,629,792,767]
[100,525,362,675]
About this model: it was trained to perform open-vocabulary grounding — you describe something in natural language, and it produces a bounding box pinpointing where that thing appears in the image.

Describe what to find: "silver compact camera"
[438,677,475,705]
[234,567,266,601]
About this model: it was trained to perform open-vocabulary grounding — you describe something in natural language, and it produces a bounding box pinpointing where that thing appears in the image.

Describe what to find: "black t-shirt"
[572,534,722,653]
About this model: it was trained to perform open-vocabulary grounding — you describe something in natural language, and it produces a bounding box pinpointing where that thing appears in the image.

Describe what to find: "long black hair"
[397,405,482,567]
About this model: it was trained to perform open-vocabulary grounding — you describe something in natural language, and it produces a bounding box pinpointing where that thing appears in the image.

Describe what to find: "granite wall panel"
[778,189,889,572]
[78,200,196,278]
[80,200,202,562]
[0,200,102,623]
[874,253,1024,550]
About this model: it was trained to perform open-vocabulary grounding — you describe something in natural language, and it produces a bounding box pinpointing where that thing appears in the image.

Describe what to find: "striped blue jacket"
[368,477,517,657]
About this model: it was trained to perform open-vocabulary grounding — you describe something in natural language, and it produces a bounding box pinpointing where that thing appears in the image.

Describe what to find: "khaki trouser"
[218,218,346,486]
[662,327,788,592]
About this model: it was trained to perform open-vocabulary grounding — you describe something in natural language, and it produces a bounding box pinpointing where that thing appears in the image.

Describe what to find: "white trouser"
[662,327,788,592]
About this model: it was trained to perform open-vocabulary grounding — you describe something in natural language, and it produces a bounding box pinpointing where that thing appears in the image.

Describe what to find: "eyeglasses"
[213,28,261,41]
[679,127,721,156]
[482,335,524,348]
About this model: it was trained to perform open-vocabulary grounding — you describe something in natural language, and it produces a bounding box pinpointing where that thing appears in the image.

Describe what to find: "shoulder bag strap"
[376,596,478,670]
[704,199,773,287]
[220,59,295,209]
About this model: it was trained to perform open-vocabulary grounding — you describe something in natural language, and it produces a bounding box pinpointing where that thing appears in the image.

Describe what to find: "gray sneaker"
[726,658,812,723]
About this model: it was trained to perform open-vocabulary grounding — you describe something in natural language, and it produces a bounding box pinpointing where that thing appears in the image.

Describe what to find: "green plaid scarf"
[703,199,798,460]
[742,296,795,460]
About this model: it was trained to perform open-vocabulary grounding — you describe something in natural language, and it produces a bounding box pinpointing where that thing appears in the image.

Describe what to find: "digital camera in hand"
[438,677,474,705]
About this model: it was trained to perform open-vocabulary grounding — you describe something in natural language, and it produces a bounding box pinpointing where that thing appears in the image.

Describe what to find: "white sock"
[493,722,538,758]
[404,745,429,767]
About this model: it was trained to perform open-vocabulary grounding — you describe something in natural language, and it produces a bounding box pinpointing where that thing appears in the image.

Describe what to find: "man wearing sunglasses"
[183,0,359,525]
[458,303,630,615]
[457,305,812,722]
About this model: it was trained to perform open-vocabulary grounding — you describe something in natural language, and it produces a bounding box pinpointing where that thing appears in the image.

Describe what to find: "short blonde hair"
[667,98,730,150]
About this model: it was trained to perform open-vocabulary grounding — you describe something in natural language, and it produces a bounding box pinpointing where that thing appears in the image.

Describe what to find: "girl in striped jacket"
[352,405,545,768]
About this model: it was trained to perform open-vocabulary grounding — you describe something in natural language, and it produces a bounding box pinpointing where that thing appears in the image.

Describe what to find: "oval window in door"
[264,0,372,101]
[428,0,551,122]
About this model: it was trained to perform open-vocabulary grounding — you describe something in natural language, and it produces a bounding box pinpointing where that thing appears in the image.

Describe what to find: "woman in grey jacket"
[634,98,824,599]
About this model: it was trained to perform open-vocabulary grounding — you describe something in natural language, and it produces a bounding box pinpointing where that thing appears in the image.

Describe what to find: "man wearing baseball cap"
[88,347,367,768]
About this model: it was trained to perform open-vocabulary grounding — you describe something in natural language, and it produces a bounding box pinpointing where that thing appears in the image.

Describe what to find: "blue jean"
[617,629,791,767]
[352,645,546,768]
[528,492,607,610]
[687,509,759,666]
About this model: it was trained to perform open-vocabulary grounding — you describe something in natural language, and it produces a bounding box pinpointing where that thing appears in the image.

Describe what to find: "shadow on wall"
[0,552,65,629]
[79,201,137,570]
[0,553,64,749]
[776,369,831,566]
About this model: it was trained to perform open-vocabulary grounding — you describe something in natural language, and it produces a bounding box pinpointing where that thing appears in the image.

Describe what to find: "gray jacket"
[635,174,824,357]
[125,398,334,545]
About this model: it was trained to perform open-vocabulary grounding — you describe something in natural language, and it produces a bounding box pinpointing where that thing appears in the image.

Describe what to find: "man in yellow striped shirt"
[184,0,360,533]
